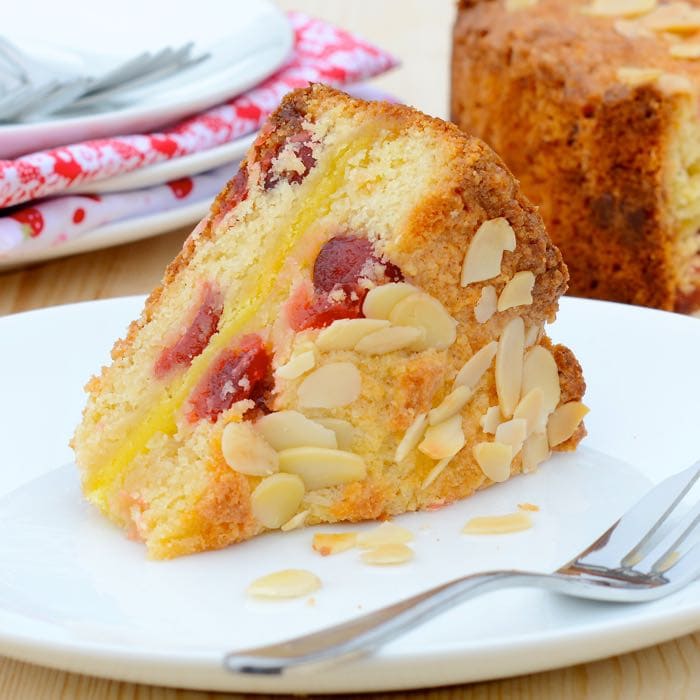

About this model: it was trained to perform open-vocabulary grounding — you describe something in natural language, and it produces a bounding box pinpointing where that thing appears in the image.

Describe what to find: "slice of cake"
[72,85,587,559]
[452,0,700,313]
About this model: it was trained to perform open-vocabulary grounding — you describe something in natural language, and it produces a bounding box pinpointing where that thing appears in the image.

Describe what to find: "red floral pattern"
[0,13,397,209]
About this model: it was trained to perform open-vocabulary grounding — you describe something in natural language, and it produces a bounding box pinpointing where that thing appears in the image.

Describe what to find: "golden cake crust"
[452,0,700,311]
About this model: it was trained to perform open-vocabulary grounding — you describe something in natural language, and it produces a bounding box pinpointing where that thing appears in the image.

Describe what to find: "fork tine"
[642,502,700,574]
[620,461,700,568]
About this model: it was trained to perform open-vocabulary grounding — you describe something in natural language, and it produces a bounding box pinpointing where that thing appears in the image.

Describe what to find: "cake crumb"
[306,596,317,607]
[518,502,540,512]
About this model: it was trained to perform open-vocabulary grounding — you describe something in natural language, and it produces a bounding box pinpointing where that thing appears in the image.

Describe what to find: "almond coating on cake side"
[73,85,586,558]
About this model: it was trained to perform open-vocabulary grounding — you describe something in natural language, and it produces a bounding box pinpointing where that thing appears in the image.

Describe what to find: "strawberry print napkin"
[0,13,397,210]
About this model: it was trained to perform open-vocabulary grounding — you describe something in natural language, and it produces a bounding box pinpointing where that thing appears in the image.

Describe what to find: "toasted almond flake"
[617,66,662,87]
[657,72,694,94]
[314,418,356,450]
[480,406,503,434]
[497,271,536,312]
[547,402,590,447]
[312,532,357,556]
[316,318,390,351]
[275,350,316,380]
[522,346,561,415]
[495,317,525,418]
[505,0,538,10]
[524,324,542,348]
[428,385,473,425]
[495,418,528,456]
[473,441,513,482]
[475,285,498,323]
[278,446,367,490]
[461,218,517,286]
[395,412,428,462]
[297,362,361,409]
[514,387,546,435]
[518,502,540,512]
[584,0,657,18]
[362,282,419,319]
[643,4,700,33]
[669,42,700,58]
[389,293,457,350]
[356,522,414,548]
[362,543,414,565]
[354,325,425,354]
[418,413,465,460]
[255,410,337,451]
[247,569,321,599]
[614,18,655,37]
[221,421,279,477]
[422,456,452,489]
[251,473,305,529]
[454,341,498,389]
[462,512,533,535]
[522,432,551,473]
[280,509,309,531]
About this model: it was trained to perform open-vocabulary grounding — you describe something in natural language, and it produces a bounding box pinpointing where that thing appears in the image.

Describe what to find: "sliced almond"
[657,72,694,95]
[525,324,542,348]
[454,341,497,389]
[357,522,414,548]
[354,325,425,354]
[463,512,533,534]
[584,0,657,18]
[514,387,546,435]
[497,271,536,312]
[314,418,356,451]
[280,509,309,531]
[362,282,419,319]
[473,441,513,483]
[522,346,561,415]
[428,385,473,425]
[312,532,357,556]
[395,412,428,462]
[255,410,337,451]
[461,218,517,286]
[505,0,538,10]
[316,318,390,351]
[522,432,551,473]
[418,414,465,460]
[297,362,361,409]
[247,569,321,599]
[669,43,700,58]
[643,4,700,34]
[614,19,655,38]
[475,285,498,323]
[362,543,414,565]
[278,446,367,490]
[495,316,525,418]
[251,473,305,529]
[495,418,528,456]
[422,456,452,489]
[480,406,503,434]
[547,402,590,448]
[389,293,457,350]
[275,350,316,380]
[221,421,279,477]
[617,66,662,87]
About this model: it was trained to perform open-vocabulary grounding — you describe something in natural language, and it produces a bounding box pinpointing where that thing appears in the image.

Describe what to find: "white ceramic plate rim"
[0,296,699,693]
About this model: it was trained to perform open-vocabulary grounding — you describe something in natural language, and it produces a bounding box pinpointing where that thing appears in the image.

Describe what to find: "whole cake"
[452,0,700,313]
[73,85,587,559]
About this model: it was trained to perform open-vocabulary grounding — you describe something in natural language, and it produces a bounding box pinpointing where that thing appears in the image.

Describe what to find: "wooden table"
[1,2,698,698]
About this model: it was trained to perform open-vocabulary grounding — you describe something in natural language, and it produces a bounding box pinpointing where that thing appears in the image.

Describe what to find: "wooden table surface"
[1,2,698,698]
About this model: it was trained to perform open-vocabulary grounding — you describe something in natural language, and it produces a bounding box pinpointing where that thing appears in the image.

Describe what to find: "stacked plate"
[0,0,293,269]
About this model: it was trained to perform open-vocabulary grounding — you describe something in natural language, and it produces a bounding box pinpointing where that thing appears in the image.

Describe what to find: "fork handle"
[224,570,541,675]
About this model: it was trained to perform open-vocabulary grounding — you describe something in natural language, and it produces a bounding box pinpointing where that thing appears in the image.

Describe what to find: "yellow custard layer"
[86,136,375,508]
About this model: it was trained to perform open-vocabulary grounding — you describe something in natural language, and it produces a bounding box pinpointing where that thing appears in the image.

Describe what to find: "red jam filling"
[154,284,224,379]
[287,235,404,331]
[186,334,272,423]
[262,130,317,191]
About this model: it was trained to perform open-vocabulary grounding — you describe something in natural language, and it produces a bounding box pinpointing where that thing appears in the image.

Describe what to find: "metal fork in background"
[224,461,700,675]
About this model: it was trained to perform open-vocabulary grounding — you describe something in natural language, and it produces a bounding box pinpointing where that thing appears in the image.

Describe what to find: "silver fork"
[224,461,700,676]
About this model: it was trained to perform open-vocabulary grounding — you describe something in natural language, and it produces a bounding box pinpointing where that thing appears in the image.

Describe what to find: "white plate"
[0,199,210,272]
[0,0,292,158]
[67,134,256,194]
[0,297,699,693]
